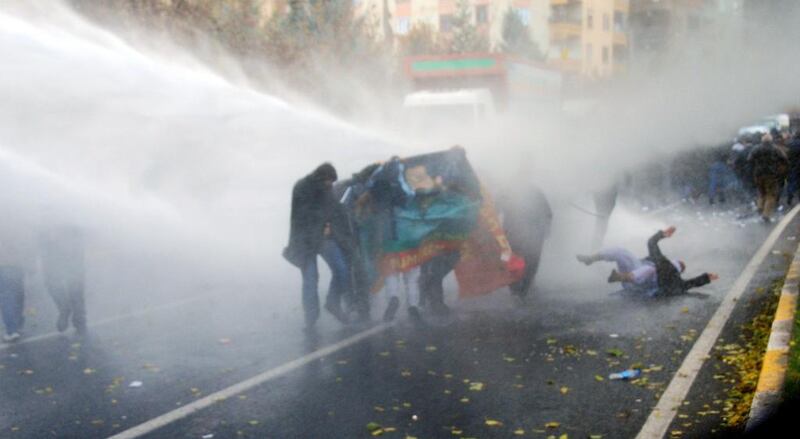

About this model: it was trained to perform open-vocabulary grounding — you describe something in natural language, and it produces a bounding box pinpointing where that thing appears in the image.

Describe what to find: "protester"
[708,147,735,205]
[578,226,718,296]
[284,163,353,328]
[419,251,459,315]
[0,229,32,342]
[749,133,789,222]
[785,131,800,205]
[39,224,87,334]
[497,185,552,300]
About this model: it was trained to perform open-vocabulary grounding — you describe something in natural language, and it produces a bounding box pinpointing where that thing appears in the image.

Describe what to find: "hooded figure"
[285,163,353,327]
[749,134,789,222]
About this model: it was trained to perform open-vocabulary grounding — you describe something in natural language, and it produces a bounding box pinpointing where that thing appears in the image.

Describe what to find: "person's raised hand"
[709,273,719,281]
[663,226,677,237]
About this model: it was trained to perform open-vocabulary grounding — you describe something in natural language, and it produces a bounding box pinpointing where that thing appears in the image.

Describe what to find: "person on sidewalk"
[38,224,87,334]
[578,226,718,296]
[284,163,353,328]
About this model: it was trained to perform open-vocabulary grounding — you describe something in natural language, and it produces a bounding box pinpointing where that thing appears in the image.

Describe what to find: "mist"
[1,0,798,321]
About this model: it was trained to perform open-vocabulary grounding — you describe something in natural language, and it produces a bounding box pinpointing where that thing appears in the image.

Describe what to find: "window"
[614,11,625,32]
[603,13,610,31]
[515,8,531,26]
[476,5,488,24]
[396,17,410,35]
[587,9,593,29]
[439,14,453,32]
[602,47,609,64]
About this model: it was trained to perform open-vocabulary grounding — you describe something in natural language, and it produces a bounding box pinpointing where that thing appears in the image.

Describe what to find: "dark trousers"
[47,278,86,330]
[510,242,545,298]
[301,239,350,325]
[420,252,460,308]
[0,266,25,335]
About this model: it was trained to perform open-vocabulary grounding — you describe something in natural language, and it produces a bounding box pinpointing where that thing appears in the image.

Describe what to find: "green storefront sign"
[411,57,497,73]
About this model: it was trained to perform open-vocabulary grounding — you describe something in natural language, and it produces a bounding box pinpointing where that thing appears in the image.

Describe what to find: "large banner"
[340,148,522,297]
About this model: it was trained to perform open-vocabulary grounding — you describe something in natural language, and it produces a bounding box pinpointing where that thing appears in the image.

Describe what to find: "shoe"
[2,332,21,343]
[408,306,423,325]
[57,311,69,333]
[431,302,451,316]
[325,302,349,325]
[576,255,594,266]
[383,296,400,322]
[608,269,622,283]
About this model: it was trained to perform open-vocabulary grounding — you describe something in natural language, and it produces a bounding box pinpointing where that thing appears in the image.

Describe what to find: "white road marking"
[0,294,211,352]
[108,322,392,439]
[636,205,800,439]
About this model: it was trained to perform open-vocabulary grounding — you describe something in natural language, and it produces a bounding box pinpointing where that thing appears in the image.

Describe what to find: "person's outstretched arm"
[682,272,718,290]
[647,226,675,260]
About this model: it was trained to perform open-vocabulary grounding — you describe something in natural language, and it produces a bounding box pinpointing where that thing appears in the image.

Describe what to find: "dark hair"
[311,162,337,182]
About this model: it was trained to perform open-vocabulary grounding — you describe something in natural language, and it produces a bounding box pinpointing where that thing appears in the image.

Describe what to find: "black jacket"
[285,171,352,267]
[498,187,552,253]
[646,231,710,296]
[749,142,788,179]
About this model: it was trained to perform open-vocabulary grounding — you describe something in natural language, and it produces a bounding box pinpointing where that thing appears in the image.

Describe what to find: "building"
[355,0,551,56]
[547,0,629,79]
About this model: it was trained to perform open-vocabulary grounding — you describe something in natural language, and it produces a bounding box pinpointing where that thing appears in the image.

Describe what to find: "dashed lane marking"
[108,322,392,439]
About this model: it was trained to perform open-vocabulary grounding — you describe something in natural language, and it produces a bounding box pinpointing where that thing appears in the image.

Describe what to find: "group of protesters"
[284,147,553,328]
[0,224,86,343]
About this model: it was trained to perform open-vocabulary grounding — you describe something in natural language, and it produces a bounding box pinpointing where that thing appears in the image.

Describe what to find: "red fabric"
[454,187,522,298]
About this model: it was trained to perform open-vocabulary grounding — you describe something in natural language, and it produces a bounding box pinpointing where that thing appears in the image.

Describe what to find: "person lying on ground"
[577,226,718,296]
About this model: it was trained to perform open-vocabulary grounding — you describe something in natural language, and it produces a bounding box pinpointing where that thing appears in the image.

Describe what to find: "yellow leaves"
[545,421,560,429]
[83,368,96,375]
[514,429,525,435]
[373,406,385,412]
[560,386,569,395]
[247,420,259,426]
[459,397,470,403]
[451,427,463,435]
[546,338,557,345]
[468,382,484,391]
[484,419,503,427]
[594,375,604,382]
[585,350,598,356]
[560,435,569,439]
[680,307,689,314]
[425,345,437,352]
[400,370,412,377]
[589,435,603,439]
[503,355,516,363]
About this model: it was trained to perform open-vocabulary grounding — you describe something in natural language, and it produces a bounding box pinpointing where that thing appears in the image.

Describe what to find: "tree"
[447,0,488,54]
[500,8,544,61]
[400,23,441,56]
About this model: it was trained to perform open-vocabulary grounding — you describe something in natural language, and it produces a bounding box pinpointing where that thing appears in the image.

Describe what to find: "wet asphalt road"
[1,204,795,439]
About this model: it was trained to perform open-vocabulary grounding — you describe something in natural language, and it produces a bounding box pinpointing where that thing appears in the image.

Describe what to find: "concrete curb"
[746,229,800,431]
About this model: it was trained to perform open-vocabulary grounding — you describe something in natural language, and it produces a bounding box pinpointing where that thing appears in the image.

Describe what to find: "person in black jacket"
[749,134,789,222]
[637,226,717,296]
[284,163,353,328]
[497,185,553,299]
[578,226,718,297]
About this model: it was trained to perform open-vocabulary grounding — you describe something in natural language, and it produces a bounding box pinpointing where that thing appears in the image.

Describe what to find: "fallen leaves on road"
[484,419,503,427]
[468,382,484,391]
[545,421,560,429]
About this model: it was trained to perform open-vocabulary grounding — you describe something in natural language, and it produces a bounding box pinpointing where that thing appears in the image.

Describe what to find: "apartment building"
[356,0,551,56]
[548,0,629,79]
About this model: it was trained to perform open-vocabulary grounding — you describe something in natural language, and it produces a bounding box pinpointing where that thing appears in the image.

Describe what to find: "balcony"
[550,22,582,41]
